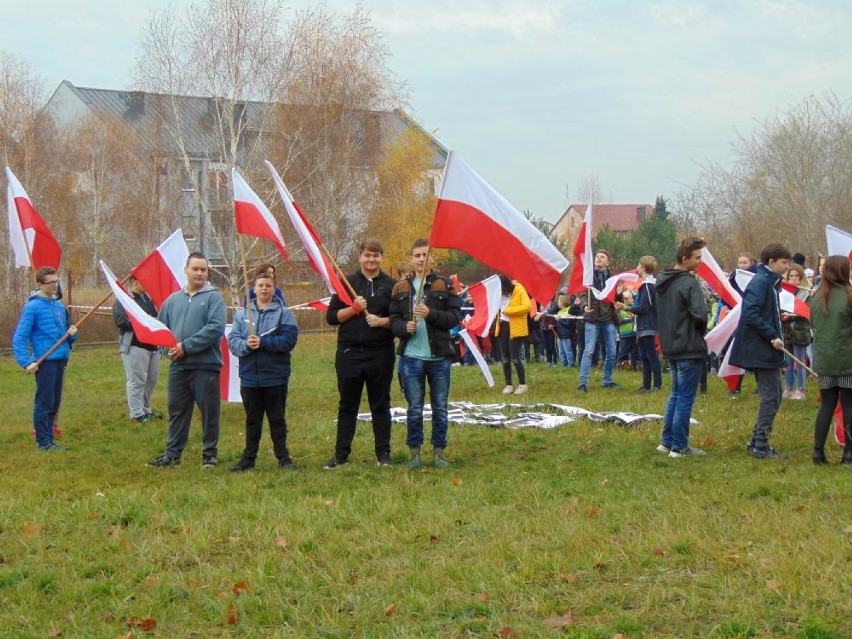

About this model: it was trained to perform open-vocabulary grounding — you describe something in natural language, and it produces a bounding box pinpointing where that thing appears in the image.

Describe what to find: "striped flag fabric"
[567,201,593,295]
[590,272,640,302]
[5,166,61,269]
[220,325,242,403]
[697,246,741,309]
[826,224,852,259]
[232,168,288,260]
[131,229,189,309]
[459,328,495,387]
[100,260,176,348]
[429,152,568,303]
[465,275,502,338]
[264,161,355,310]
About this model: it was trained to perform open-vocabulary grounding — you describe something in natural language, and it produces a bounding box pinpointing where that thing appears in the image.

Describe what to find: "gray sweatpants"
[751,368,782,450]
[121,346,160,419]
[165,368,221,459]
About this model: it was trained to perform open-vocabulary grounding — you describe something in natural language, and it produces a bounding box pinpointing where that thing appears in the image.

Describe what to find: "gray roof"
[52,81,448,168]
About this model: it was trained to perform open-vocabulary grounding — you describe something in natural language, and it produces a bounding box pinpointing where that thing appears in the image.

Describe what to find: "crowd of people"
[11,236,852,467]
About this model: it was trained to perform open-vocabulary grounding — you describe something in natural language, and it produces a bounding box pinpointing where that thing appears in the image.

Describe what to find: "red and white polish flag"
[131,228,189,309]
[306,297,332,312]
[232,168,288,260]
[697,247,741,308]
[429,152,569,304]
[264,160,355,310]
[734,269,810,319]
[704,304,741,356]
[567,200,593,295]
[464,275,502,338]
[591,272,639,303]
[100,260,176,348]
[220,325,242,403]
[826,224,852,260]
[5,166,62,269]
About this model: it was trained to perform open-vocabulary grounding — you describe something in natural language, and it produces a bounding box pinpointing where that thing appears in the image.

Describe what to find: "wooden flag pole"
[237,232,255,336]
[782,347,817,378]
[33,273,131,368]
[318,243,358,300]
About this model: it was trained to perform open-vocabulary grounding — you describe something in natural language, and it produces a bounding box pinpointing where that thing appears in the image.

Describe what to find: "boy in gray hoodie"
[146,252,226,468]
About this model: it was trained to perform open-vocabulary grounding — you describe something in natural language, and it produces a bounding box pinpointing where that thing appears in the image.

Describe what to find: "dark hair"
[36,266,57,284]
[359,238,384,255]
[186,252,208,266]
[791,252,806,266]
[759,243,791,265]
[814,255,852,316]
[498,274,514,295]
[254,271,275,284]
[410,238,429,253]
[675,237,706,264]
[595,249,611,260]
[255,263,275,279]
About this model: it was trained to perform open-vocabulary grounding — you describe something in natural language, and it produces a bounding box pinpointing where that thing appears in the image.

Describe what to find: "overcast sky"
[3,0,852,221]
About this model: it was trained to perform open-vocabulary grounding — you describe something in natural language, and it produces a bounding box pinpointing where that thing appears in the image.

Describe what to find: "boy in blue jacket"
[228,271,299,471]
[13,267,78,451]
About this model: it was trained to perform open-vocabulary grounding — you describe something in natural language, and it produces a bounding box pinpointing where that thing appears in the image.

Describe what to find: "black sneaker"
[278,458,297,470]
[377,453,394,467]
[230,459,255,473]
[38,443,66,452]
[602,382,620,389]
[148,410,165,419]
[323,456,349,470]
[146,454,180,467]
[132,414,153,423]
[752,447,787,460]
[577,384,587,392]
[201,455,218,469]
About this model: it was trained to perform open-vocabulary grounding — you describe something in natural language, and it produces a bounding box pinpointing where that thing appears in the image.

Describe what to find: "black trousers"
[240,383,289,462]
[334,346,395,460]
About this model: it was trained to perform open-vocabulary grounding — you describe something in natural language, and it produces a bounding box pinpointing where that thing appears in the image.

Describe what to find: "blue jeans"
[784,345,807,391]
[33,359,67,448]
[558,338,575,366]
[661,358,702,451]
[399,356,452,449]
[579,322,617,386]
[637,335,662,390]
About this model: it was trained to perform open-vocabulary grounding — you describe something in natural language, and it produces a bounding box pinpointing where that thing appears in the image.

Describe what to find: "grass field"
[1,334,849,638]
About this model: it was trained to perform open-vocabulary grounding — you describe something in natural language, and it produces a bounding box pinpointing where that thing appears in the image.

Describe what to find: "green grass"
[1,335,850,638]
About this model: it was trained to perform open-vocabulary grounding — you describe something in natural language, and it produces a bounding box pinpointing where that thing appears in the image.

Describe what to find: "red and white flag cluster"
[5,166,61,269]
[232,168,288,260]
[99,260,176,348]
[131,229,189,309]
[464,275,502,338]
[429,152,568,303]
[264,160,356,311]
[591,272,639,303]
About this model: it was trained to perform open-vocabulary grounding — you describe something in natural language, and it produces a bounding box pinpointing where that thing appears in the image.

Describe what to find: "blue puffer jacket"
[13,293,77,367]
[227,297,298,388]
[729,263,785,370]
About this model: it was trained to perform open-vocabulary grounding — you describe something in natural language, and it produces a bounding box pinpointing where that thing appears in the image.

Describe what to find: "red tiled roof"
[566,203,654,233]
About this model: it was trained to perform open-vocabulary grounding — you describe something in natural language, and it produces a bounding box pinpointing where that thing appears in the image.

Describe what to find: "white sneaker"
[782,390,792,399]
[668,446,707,458]
[513,384,528,395]
[656,444,671,454]
[502,385,514,395]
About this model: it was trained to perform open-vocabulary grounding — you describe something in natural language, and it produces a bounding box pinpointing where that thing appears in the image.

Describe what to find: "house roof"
[46,80,448,168]
[563,203,654,233]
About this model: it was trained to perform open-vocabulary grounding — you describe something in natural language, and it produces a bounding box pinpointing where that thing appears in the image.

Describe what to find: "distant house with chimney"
[552,203,654,250]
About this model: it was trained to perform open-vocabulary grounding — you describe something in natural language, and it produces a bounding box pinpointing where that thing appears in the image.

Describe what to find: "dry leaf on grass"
[561,572,580,584]
[701,437,716,448]
[430,535,439,543]
[21,524,43,537]
[765,579,780,591]
[498,627,516,638]
[115,632,133,639]
[383,603,397,617]
[842,525,852,534]
[451,477,464,486]
[139,618,157,632]
[543,611,575,628]
[232,581,249,594]
[126,616,139,627]
[275,536,288,549]
[586,506,599,518]
[474,593,489,603]
[653,548,666,557]
[792,505,806,513]
[47,628,62,637]
[227,605,238,625]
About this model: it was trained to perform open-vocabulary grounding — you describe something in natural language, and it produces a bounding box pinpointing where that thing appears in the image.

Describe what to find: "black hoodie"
[655,269,708,360]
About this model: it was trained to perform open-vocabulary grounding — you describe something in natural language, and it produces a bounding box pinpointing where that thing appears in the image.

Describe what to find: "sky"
[3,0,852,222]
